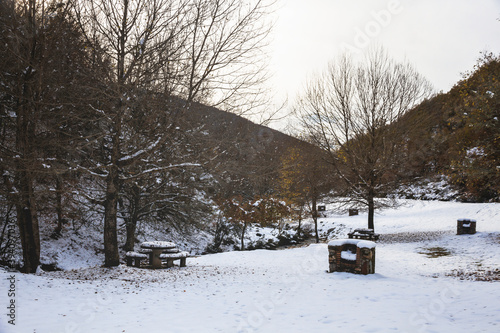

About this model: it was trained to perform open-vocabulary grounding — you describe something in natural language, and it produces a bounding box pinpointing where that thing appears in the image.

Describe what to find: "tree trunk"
[240,222,247,251]
[312,197,319,243]
[103,126,121,267]
[54,175,63,235]
[103,103,123,267]
[15,27,40,272]
[124,219,137,252]
[124,185,140,252]
[104,166,120,266]
[368,193,375,231]
[297,211,302,239]
[16,171,40,273]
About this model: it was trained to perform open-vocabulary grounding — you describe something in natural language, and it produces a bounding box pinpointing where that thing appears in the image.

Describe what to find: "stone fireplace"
[328,239,376,275]
[457,219,476,235]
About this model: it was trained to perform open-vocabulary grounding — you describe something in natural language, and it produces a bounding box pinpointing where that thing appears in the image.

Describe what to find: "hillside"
[179,100,320,196]
[0,96,325,269]
[395,53,500,202]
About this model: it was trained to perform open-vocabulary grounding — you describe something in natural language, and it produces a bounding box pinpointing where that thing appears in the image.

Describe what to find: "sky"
[266,0,500,129]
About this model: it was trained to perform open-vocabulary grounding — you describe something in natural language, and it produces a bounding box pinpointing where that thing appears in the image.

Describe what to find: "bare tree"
[72,0,275,266]
[297,48,433,230]
[279,144,332,242]
[69,0,188,266]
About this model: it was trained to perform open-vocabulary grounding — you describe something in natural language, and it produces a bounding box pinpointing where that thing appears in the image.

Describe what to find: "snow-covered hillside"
[1,200,499,332]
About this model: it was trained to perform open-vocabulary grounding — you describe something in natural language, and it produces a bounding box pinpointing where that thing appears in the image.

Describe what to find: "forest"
[1,0,499,274]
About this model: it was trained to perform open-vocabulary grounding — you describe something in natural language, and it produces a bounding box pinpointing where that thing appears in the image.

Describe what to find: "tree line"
[0,0,275,273]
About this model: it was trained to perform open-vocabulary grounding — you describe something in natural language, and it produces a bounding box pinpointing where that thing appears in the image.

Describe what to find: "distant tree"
[252,196,290,230]
[119,160,213,252]
[279,147,308,215]
[216,195,254,251]
[36,2,98,239]
[216,194,291,250]
[279,145,332,242]
[297,48,432,231]
[394,93,454,179]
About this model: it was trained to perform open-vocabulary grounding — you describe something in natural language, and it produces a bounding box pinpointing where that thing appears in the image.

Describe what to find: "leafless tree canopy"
[297,48,433,230]
[182,0,273,112]
[73,0,273,113]
[300,49,432,150]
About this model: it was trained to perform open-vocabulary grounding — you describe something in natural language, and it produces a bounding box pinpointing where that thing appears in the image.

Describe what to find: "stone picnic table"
[140,241,177,269]
[125,241,189,269]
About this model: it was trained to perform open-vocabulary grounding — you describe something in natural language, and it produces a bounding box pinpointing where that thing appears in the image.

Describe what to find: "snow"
[140,241,176,249]
[357,240,376,249]
[458,219,476,222]
[327,238,376,249]
[159,251,189,259]
[394,175,459,201]
[1,200,500,332]
[329,238,361,247]
[125,252,148,258]
[340,250,357,261]
[118,136,162,162]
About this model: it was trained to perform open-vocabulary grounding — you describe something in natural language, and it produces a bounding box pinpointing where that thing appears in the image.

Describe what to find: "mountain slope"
[396,53,500,201]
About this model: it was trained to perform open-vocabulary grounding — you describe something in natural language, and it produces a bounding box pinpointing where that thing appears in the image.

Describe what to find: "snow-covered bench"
[348,228,380,241]
[125,251,148,267]
[159,251,190,268]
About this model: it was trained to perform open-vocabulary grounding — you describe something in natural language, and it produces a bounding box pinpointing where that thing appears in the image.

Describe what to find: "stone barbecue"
[348,208,359,216]
[328,239,376,275]
[457,219,477,235]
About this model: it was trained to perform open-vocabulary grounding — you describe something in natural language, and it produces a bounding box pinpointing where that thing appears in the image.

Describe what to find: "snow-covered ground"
[1,200,499,332]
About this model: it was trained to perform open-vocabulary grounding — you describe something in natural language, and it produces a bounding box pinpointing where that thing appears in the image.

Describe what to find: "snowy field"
[1,200,500,333]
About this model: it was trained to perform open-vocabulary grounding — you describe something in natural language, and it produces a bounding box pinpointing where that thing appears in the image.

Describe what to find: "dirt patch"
[36,264,242,285]
[378,230,454,244]
[446,268,500,282]
[417,246,452,258]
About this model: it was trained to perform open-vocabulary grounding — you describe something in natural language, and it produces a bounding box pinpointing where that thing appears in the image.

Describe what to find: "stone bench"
[125,251,148,267]
[159,251,190,268]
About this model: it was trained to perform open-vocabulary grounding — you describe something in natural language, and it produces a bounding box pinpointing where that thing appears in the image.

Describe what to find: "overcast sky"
[266,0,500,128]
